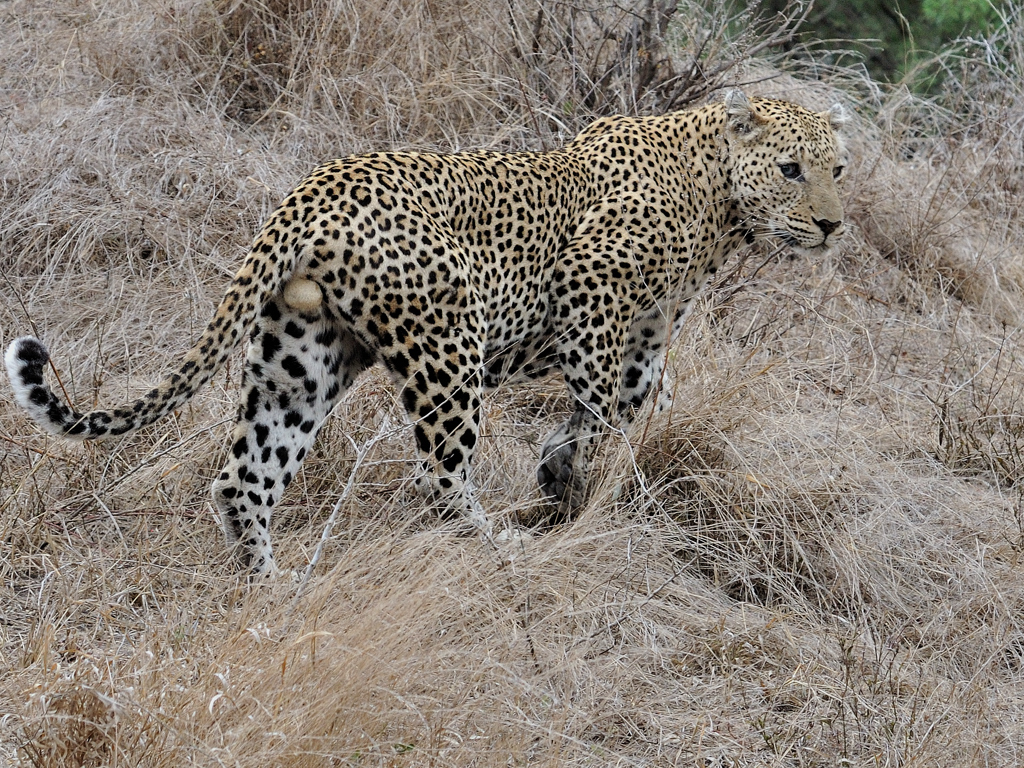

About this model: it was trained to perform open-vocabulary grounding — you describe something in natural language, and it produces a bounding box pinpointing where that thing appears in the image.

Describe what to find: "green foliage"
[757,0,1009,83]
[922,0,1000,34]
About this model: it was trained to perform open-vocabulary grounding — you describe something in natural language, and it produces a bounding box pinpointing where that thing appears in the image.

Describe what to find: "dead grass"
[3,0,1024,765]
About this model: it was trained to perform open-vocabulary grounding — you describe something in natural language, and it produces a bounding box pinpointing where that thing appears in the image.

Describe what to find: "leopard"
[5,90,848,575]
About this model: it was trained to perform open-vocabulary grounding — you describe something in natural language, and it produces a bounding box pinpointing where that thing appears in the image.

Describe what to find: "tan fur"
[283,278,323,312]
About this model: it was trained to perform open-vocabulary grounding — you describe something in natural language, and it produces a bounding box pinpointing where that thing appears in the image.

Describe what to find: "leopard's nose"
[813,217,842,237]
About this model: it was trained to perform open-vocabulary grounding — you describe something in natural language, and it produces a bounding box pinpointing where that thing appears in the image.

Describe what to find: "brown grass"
[3,1,1024,765]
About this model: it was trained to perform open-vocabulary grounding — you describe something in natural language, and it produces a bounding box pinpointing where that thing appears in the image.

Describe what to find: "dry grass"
[3,1,1024,765]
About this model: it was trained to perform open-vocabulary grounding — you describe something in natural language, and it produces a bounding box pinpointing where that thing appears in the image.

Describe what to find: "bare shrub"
[506,0,813,123]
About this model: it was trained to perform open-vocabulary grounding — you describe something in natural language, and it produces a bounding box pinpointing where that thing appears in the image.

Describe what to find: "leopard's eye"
[778,162,802,180]
[832,165,845,179]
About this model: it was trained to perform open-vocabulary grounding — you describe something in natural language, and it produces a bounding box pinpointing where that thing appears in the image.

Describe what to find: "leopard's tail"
[5,215,300,441]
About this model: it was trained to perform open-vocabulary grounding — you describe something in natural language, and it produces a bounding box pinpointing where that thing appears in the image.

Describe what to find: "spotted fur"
[5,91,847,574]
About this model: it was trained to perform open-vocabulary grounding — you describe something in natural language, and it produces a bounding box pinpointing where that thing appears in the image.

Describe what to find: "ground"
[1,1,1024,766]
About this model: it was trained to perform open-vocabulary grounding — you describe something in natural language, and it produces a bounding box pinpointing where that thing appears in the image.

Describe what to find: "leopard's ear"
[724,90,767,140]
[823,102,848,131]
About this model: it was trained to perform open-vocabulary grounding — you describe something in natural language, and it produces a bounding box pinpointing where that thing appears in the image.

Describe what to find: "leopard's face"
[724,93,848,254]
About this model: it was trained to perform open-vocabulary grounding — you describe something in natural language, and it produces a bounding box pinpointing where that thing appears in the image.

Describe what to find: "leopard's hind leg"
[382,307,489,534]
[212,296,372,574]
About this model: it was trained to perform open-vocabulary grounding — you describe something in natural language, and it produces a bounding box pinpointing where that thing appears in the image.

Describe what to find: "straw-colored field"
[2,1,1023,765]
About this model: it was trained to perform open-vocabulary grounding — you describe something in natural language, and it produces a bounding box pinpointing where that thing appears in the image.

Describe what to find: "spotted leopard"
[5,91,847,574]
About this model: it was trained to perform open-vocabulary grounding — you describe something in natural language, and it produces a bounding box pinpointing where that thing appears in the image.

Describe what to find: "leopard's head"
[723,91,848,253]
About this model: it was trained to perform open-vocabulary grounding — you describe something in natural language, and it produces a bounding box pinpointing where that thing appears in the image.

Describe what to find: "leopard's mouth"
[788,239,834,257]
[781,228,834,252]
